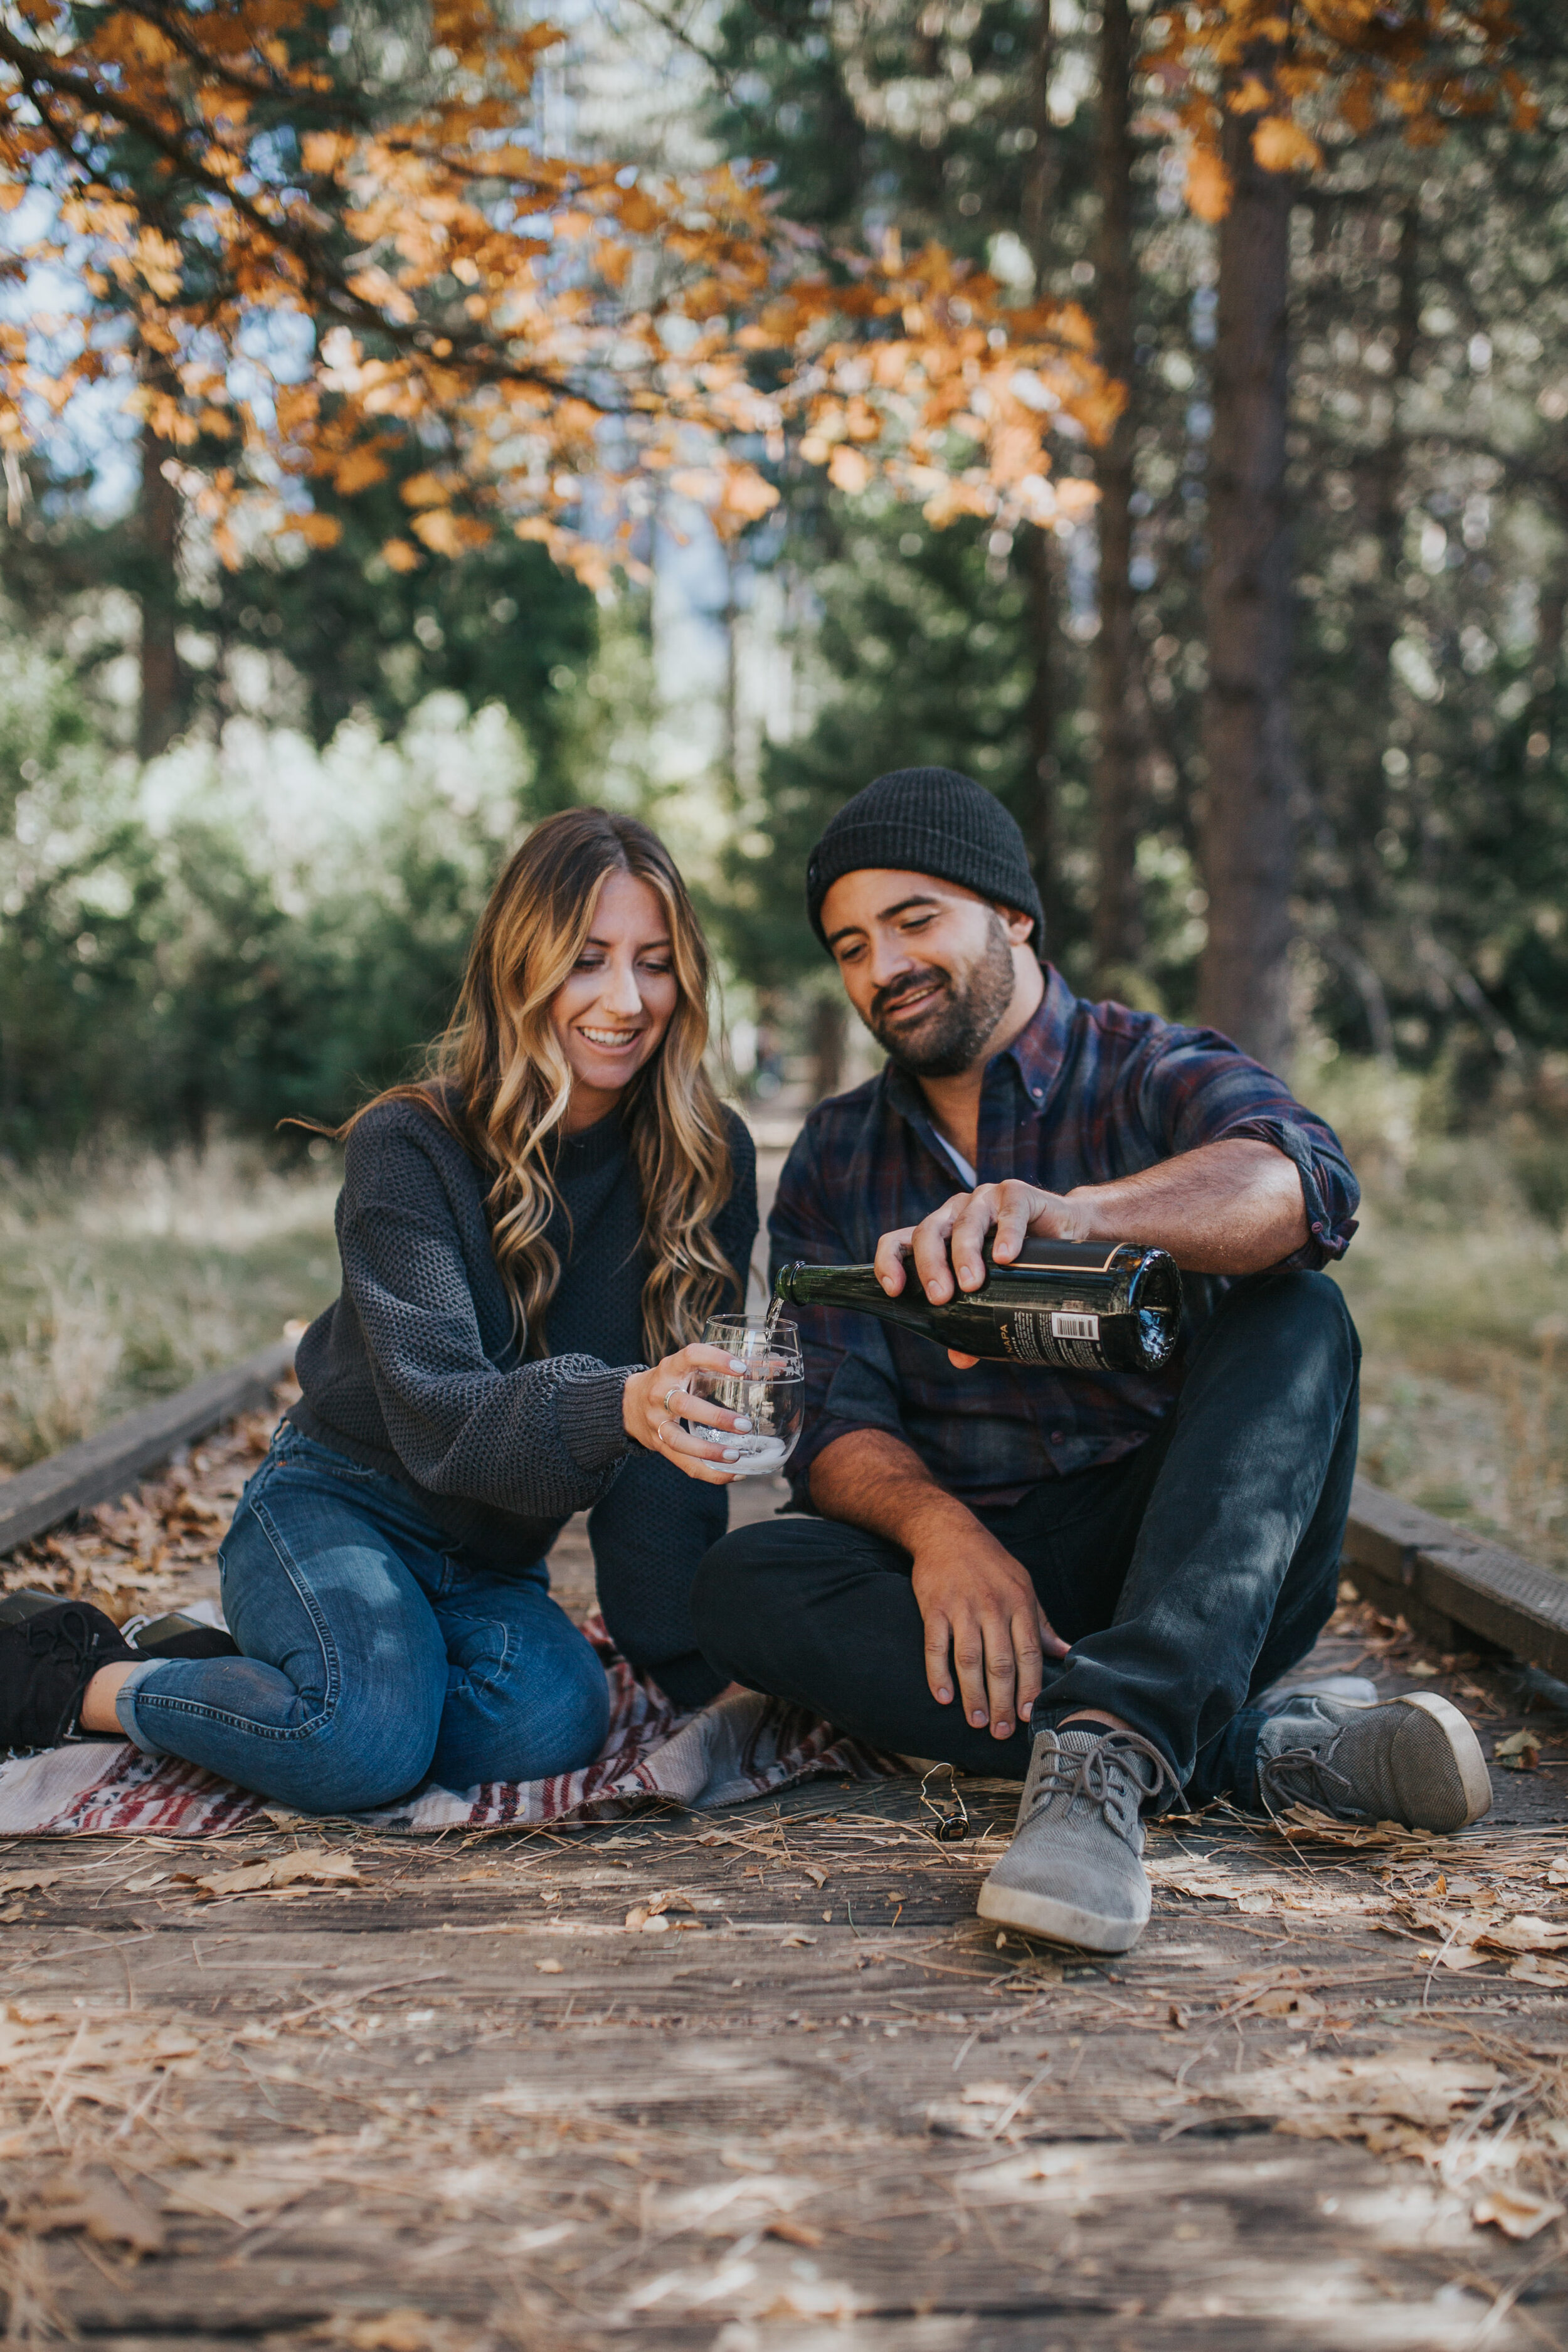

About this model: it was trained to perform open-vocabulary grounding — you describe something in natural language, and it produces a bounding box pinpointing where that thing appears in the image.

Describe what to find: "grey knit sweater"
[287,1096,758,1571]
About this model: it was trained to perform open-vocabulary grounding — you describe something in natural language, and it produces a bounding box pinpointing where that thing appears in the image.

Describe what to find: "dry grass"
[1314,1059,1568,1574]
[0,1141,341,1470]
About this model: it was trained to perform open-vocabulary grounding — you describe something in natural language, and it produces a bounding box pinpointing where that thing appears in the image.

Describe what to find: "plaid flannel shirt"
[769,968,1360,1511]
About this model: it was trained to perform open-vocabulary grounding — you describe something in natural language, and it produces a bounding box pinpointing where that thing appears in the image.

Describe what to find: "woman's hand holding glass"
[622,1344,758,1484]
[684,1318,804,1480]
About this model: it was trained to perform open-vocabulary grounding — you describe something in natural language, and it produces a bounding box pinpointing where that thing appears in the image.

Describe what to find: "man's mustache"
[871,967,952,1025]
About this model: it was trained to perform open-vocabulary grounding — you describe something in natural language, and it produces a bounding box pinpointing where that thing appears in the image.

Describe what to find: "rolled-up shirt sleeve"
[1131,1029,1360,1268]
[768,1129,909,1506]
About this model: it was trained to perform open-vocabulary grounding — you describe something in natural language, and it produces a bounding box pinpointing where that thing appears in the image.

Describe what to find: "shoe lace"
[1024,1730,1179,1841]
[26,1605,101,1675]
[1257,1736,1354,1821]
[24,1606,109,1744]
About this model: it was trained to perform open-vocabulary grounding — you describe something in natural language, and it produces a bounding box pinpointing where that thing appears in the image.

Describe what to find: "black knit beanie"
[806,767,1046,954]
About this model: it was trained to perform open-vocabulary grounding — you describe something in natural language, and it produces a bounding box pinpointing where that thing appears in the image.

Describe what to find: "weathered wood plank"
[1343,1474,1568,1673]
[0,1340,292,1556]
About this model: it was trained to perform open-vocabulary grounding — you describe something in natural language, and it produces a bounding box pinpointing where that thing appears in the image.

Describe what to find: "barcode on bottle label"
[1051,1311,1100,1342]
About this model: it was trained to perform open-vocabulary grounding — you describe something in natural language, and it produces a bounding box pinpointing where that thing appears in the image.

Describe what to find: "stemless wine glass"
[685,1315,805,1478]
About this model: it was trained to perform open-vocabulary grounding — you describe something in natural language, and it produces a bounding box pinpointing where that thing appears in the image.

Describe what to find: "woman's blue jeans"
[115,1431,611,1813]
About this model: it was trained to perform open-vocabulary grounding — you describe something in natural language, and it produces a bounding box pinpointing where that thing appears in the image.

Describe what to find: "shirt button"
[1031,1086,1043,1099]
[1049,1429,1065,1444]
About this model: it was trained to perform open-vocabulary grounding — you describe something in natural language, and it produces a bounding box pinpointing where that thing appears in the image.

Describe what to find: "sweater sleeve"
[337,1118,636,1520]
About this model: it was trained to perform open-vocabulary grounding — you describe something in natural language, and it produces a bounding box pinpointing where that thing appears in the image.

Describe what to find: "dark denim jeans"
[691,1268,1360,1805]
[115,1430,610,1813]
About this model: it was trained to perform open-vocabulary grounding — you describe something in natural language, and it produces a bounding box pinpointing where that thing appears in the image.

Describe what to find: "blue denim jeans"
[692,1268,1360,1806]
[115,1431,610,1813]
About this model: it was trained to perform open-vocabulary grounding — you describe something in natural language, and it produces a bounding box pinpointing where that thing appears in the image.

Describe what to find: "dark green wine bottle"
[774,1237,1182,1374]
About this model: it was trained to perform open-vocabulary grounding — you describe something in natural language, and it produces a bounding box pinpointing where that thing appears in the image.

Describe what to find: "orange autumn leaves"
[0,1,1116,579]
[1147,3,1535,222]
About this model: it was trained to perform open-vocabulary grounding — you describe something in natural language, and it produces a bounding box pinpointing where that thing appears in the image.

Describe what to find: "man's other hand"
[911,1518,1068,1737]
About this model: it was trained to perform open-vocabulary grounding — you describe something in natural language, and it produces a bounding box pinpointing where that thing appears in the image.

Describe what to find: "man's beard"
[868,914,1019,1078]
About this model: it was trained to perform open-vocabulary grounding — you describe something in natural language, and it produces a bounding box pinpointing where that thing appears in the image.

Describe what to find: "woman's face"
[549,869,679,1125]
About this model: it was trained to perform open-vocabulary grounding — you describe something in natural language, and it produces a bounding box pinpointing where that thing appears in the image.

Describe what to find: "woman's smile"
[577,1024,645,1050]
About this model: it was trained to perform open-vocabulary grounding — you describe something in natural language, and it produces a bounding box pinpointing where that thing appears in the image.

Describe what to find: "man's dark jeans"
[691,1269,1360,1806]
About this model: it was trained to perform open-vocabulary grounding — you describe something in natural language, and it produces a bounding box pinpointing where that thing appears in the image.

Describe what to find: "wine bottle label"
[1051,1311,1099,1341]
[1001,1312,1108,1369]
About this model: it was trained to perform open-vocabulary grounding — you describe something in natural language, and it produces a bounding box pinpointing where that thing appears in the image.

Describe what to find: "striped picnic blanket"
[0,1619,891,1836]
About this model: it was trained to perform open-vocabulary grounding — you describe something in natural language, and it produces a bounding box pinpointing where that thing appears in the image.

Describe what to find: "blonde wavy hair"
[346,808,738,1361]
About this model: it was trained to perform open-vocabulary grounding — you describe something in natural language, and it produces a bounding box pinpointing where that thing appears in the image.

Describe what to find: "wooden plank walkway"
[2,1397,1567,2346]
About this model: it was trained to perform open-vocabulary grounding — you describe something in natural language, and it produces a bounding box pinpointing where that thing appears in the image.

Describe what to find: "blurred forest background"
[3,1,1567,1572]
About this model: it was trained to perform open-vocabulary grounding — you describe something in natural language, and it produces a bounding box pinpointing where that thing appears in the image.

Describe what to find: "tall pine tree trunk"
[1024,526,1066,946]
[1197,103,1295,1071]
[1341,199,1417,1057]
[137,396,184,761]
[1089,0,1141,993]
[1020,0,1062,947]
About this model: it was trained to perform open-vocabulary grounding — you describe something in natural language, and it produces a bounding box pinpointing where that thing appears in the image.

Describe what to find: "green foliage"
[211,455,600,800]
[0,645,537,1155]
[710,0,1065,257]
[6,454,599,800]
[711,505,1041,990]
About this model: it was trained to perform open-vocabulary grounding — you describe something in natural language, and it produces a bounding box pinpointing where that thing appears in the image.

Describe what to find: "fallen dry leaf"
[182,1848,363,1899]
[534,1960,563,1974]
[1147,1857,1384,1922]
[766,2217,824,2247]
[331,2311,436,2350]
[625,1891,701,1932]
[1248,1985,1325,2021]
[1473,2186,1565,2241]
[1241,2055,1498,2132]
[0,1871,61,1896]
[27,2168,166,2255]
[1493,1729,1542,1772]
[1507,1954,1568,1987]
[1475,1914,1568,1956]
[160,2169,302,2226]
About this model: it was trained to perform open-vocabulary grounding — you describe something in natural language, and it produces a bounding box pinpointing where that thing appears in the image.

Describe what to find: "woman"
[2,810,758,1811]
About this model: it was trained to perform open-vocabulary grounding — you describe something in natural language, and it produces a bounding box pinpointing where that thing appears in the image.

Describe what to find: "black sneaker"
[0,1602,137,1751]
[129,1611,240,1661]
[0,1589,64,1628]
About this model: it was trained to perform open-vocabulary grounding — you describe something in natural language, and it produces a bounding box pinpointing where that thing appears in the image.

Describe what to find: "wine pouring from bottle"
[774,1237,1182,1375]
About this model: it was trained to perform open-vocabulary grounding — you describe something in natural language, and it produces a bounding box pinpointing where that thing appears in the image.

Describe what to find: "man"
[692,766,1490,1956]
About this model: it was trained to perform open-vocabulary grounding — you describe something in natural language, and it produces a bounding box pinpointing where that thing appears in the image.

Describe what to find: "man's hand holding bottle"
[874,1179,1089,1367]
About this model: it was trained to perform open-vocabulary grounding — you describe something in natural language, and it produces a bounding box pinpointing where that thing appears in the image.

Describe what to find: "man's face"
[819,868,1034,1078]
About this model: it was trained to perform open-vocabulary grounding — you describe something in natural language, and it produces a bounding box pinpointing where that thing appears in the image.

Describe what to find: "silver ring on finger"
[662,1384,680,1412]
[656,1418,671,1447]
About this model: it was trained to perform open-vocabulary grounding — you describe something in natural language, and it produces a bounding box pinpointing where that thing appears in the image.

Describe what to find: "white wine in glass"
[690,1316,805,1478]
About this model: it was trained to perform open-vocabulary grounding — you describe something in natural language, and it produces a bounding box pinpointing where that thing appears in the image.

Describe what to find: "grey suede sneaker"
[977,1727,1177,1954]
[1256,1692,1492,1832]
